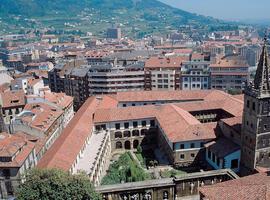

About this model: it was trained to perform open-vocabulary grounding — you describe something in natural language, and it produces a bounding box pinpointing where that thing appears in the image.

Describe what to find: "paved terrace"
[74,131,107,175]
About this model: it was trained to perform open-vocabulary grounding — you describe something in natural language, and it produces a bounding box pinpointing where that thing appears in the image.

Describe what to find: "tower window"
[231,159,239,169]
[252,102,256,111]
[247,100,250,108]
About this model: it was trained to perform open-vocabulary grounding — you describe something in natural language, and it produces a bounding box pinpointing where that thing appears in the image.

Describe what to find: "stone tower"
[241,36,270,174]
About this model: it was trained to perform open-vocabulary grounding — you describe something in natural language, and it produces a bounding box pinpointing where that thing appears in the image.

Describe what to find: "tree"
[16,168,101,200]
[136,145,142,154]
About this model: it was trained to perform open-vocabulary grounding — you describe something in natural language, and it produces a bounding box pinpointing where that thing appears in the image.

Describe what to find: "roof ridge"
[170,104,200,125]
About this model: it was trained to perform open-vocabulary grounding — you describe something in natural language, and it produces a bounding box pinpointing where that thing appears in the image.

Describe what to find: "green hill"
[0,0,234,37]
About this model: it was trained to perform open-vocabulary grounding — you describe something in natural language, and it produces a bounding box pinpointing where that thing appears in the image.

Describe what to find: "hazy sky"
[160,0,270,20]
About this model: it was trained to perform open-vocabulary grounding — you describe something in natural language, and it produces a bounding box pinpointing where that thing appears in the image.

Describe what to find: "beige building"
[145,56,188,91]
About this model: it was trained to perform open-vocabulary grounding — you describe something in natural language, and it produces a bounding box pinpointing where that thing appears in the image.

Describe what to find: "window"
[217,158,220,166]
[180,144,185,149]
[200,142,204,148]
[115,123,120,130]
[163,191,169,200]
[247,100,250,108]
[190,143,195,148]
[164,74,168,78]
[212,153,216,162]
[264,124,268,131]
[133,121,138,128]
[142,121,147,127]
[150,120,155,127]
[252,102,256,111]
[123,104,127,107]
[231,159,239,169]
[208,150,211,159]
[180,154,185,160]
[158,74,162,78]
[191,153,195,158]
[184,84,188,88]
[132,103,136,107]
[124,122,129,129]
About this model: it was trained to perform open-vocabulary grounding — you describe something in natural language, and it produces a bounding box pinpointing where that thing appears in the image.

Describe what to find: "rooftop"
[145,56,188,69]
[0,132,36,168]
[200,173,270,200]
[0,90,26,108]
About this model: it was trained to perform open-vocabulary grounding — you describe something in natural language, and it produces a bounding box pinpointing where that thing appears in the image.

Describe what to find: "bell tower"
[241,36,270,174]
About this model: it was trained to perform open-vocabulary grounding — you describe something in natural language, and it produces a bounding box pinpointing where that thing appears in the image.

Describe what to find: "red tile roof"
[112,90,214,103]
[22,103,63,132]
[43,91,73,109]
[0,90,26,108]
[37,97,99,171]
[0,132,36,168]
[145,56,188,69]
[199,173,270,200]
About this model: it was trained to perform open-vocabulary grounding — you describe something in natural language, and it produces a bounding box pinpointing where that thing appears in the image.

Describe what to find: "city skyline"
[161,0,270,20]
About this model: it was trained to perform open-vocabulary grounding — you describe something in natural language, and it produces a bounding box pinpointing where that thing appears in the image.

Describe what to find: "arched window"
[163,191,168,200]
[132,130,140,137]
[124,141,131,150]
[133,140,139,149]
[141,129,148,136]
[115,131,122,139]
[115,141,122,149]
[123,131,131,138]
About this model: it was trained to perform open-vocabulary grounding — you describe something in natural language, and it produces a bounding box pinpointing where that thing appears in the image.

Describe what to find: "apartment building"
[210,55,249,91]
[144,56,188,91]
[48,59,87,93]
[64,66,90,111]
[181,53,211,90]
[88,61,145,94]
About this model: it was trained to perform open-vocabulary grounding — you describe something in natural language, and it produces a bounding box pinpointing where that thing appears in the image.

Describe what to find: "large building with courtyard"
[37,39,270,199]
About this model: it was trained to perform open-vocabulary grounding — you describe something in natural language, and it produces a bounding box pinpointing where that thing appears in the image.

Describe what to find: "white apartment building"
[88,62,145,94]
[181,60,211,90]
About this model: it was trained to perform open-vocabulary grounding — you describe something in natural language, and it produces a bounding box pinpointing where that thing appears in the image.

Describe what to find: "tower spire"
[254,35,270,92]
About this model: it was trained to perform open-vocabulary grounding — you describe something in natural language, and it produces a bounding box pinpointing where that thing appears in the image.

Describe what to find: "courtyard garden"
[134,146,157,168]
[101,152,151,185]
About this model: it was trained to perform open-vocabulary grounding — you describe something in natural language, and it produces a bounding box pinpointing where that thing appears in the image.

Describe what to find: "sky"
[160,0,270,20]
